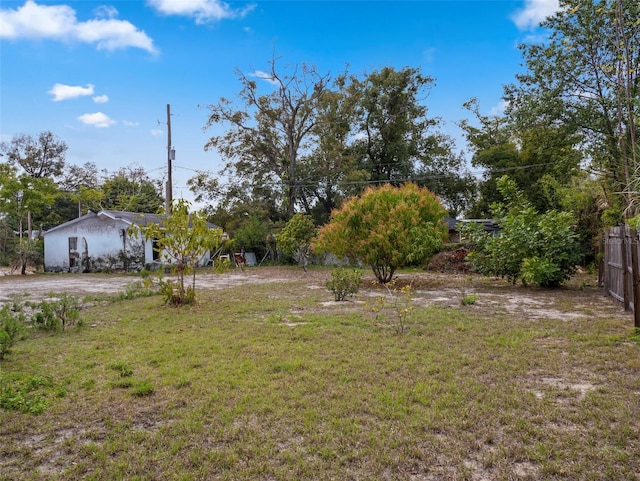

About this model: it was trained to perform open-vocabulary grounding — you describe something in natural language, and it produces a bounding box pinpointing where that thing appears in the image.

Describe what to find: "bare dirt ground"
[0,266,629,323]
[0,267,291,304]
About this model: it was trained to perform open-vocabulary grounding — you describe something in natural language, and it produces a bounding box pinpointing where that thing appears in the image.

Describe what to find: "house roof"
[457,219,500,232]
[43,210,220,236]
[98,210,165,227]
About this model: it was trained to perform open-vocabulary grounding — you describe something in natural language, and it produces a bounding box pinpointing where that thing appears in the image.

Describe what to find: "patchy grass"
[0,269,639,480]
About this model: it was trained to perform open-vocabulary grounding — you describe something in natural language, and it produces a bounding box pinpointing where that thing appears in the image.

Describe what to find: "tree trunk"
[372,264,395,284]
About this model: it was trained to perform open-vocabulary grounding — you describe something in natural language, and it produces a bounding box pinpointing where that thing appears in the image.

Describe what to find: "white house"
[43,210,219,272]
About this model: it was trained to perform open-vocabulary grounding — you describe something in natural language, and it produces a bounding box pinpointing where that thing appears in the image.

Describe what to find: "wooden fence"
[602,226,640,327]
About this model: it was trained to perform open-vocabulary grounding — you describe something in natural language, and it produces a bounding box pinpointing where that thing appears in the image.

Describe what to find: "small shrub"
[32,294,81,331]
[0,304,27,360]
[461,294,478,306]
[213,255,231,274]
[32,301,60,331]
[369,281,414,335]
[326,268,362,301]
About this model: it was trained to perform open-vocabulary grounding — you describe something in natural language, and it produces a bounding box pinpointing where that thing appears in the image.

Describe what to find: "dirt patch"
[0,267,627,323]
[0,268,294,305]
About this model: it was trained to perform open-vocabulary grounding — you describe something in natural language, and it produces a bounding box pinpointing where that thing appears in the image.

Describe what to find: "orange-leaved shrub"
[314,183,448,283]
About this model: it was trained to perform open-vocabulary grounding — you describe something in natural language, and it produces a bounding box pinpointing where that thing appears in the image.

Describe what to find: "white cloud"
[94,5,118,19]
[512,0,560,30]
[93,94,109,104]
[147,0,254,24]
[48,83,94,101]
[489,99,509,116]
[150,128,164,137]
[0,1,157,53]
[78,112,116,128]
[123,120,140,127]
[251,70,279,86]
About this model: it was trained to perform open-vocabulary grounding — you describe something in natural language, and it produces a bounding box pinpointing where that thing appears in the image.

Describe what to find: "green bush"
[314,183,448,284]
[462,176,580,287]
[33,294,81,331]
[0,304,27,359]
[521,256,563,288]
[276,213,316,272]
[326,268,362,301]
[461,294,478,306]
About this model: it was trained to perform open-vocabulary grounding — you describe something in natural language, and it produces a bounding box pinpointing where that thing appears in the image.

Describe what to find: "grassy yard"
[1,268,639,480]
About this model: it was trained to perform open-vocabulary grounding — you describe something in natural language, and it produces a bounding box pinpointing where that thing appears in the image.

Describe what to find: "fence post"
[630,229,640,328]
[622,225,630,311]
[602,230,609,295]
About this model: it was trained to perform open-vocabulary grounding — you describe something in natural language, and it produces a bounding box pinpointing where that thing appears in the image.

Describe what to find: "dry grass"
[1,267,639,480]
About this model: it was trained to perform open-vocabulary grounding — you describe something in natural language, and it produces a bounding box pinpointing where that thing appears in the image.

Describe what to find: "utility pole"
[165,103,174,213]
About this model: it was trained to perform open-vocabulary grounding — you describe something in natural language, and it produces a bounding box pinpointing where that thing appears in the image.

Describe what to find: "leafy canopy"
[314,183,448,283]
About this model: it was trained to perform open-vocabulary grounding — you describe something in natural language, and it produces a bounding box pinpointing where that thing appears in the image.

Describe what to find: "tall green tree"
[0,164,57,272]
[461,99,581,216]
[296,87,367,224]
[0,131,67,179]
[0,131,69,234]
[58,162,104,218]
[101,166,163,213]
[347,67,437,183]
[203,61,474,222]
[504,0,639,217]
[203,59,332,220]
[346,67,476,216]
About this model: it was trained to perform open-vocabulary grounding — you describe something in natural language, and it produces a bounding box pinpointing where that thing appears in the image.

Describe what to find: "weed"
[132,380,154,397]
[0,373,56,414]
[176,377,191,389]
[369,281,414,334]
[110,378,134,389]
[118,278,158,300]
[461,293,478,306]
[108,360,133,378]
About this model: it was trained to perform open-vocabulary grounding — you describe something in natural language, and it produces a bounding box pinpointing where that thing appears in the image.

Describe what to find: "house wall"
[44,216,149,272]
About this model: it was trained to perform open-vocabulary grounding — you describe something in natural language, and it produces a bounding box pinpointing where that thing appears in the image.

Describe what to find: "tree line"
[1,0,637,273]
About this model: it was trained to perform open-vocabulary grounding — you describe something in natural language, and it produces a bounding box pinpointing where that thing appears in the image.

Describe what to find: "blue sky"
[0,0,559,203]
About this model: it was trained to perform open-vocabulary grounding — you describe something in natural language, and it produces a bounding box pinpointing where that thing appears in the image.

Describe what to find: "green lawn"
[1,269,639,480]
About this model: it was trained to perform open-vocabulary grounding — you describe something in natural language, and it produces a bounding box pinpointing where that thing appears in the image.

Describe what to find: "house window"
[69,237,78,250]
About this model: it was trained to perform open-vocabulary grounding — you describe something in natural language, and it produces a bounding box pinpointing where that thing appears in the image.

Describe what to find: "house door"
[81,237,89,271]
[68,236,79,269]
